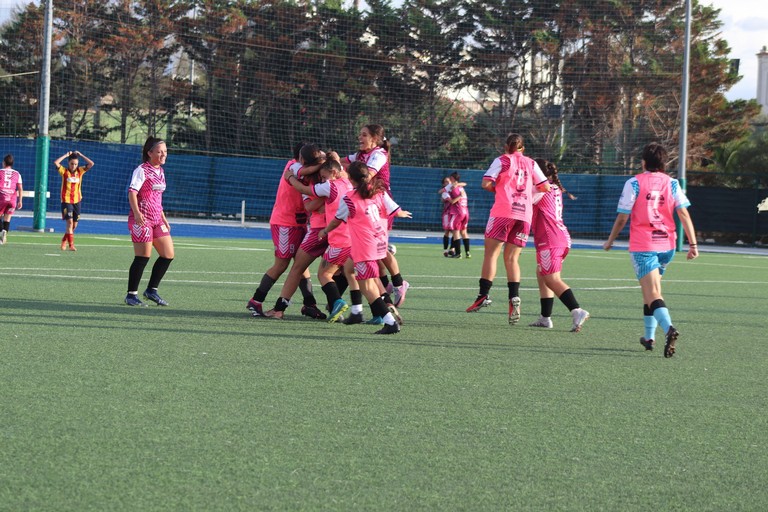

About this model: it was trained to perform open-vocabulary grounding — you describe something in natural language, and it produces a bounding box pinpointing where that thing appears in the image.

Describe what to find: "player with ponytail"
[124,136,174,306]
[329,124,411,309]
[467,133,550,326]
[528,158,589,332]
[318,161,412,334]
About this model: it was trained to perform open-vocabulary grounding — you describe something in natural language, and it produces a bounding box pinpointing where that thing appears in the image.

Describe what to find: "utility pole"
[676,0,692,251]
[33,0,53,231]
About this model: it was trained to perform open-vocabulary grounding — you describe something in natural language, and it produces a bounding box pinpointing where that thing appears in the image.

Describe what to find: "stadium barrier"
[2,137,766,243]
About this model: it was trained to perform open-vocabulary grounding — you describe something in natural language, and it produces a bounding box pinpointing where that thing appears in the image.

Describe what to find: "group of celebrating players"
[244,124,412,335]
[238,127,593,336]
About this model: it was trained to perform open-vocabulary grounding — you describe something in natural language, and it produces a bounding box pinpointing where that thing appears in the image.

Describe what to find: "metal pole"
[33,0,53,231]
[676,0,692,251]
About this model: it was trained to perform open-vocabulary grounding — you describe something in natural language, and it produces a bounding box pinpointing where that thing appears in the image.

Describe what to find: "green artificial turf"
[2,233,767,511]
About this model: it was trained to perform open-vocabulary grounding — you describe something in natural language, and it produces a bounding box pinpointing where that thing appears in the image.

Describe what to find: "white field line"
[3,241,266,251]
[3,269,766,289]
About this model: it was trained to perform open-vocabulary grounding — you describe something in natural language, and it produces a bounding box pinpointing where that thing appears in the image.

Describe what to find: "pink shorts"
[441,211,452,231]
[536,246,570,276]
[444,211,468,231]
[458,212,469,230]
[0,198,16,215]
[271,224,306,259]
[300,227,328,258]
[485,217,530,247]
[323,245,351,267]
[353,260,380,281]
[129,218,170,243]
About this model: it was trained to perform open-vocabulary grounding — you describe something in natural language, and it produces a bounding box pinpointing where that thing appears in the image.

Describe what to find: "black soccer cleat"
[342,313,364,325]
[301,304,327,320]
[664,326,679,358]
[374,322,401,335]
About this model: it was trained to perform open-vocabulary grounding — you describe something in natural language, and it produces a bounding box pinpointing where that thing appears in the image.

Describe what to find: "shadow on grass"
[2,297,649,356]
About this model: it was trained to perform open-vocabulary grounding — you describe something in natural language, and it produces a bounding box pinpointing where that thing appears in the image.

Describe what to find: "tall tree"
[50,0,111,139]
[0,4,45,137]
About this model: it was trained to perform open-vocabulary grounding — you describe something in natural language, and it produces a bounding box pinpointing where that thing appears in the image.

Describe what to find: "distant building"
[758,46,768,114]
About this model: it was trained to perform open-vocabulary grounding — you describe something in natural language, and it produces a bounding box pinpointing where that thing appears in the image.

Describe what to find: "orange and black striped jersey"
[57,165,89,204]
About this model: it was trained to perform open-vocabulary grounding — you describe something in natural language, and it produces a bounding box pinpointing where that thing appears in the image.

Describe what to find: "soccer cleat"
[449,252,462,259]
[570,308,590,332]
[343,313,364,325]
[466,294,492,313]
[143,288,169,306]
[639,337,655,351]
[664,326,679,358]
[264,309,285,319]
[365,316,384,325]
[301,304,327,320]
[375,322,401,335]
[465,252,472,259]
[125,294,147,307]
[247,299,265,317]
[394,281,410,307]
[0,229,6,244]
[328,299,349,323]
[387,304,404,325]
[69,244,77,251]
[529,316,553,328]
[508,297,521,325]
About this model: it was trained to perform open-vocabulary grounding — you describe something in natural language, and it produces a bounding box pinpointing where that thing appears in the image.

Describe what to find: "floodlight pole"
[33,0,53,231]
[676,0,692,251]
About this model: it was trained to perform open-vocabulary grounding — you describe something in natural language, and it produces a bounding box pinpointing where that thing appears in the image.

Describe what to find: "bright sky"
[1,0,765,101]
[705,0,768,101]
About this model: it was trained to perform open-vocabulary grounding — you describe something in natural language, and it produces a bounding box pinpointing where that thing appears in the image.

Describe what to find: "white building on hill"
[758,46,768,114]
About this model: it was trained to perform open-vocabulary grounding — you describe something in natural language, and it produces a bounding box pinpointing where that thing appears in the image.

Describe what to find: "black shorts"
[61,202,81,222]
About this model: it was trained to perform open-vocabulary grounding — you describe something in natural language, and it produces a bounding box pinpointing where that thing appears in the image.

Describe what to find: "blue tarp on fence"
[2,137,766,238]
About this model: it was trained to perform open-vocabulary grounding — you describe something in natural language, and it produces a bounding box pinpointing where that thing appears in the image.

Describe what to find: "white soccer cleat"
[529,316,553,329]
[570,308,590,332]
[508,297,521,325]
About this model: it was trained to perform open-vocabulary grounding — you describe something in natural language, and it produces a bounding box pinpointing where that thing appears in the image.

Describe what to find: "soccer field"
[2,233,767,511]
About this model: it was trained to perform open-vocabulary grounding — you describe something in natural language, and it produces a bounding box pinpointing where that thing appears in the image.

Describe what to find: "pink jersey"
[449,184,469,220]
[335,190,400,262]
[313,177,354,248]
[617,172,690,252]
[347,147,390,190]
[484,152,547,223]
[532,185,571,250]
[270,160,308,227]
[305,195,327,230]
[1,168,22,202]
[128,162,166,224]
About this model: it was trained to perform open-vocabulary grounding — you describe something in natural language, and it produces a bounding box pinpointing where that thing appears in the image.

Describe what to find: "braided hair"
[348,161,386,199]
[535,158,576,200]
